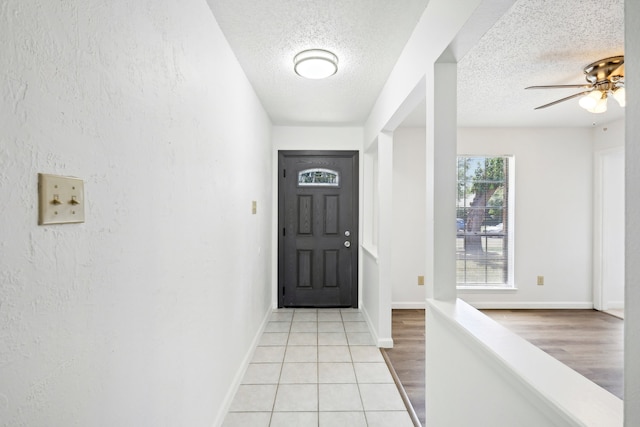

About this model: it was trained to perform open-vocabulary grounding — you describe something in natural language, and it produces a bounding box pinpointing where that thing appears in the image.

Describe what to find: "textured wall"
[0,1,272,425]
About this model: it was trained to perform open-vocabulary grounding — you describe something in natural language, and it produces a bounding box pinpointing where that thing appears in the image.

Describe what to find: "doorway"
[278,150,359,308]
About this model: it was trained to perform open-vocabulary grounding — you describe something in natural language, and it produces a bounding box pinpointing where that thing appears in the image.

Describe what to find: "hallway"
[222,308,413,427]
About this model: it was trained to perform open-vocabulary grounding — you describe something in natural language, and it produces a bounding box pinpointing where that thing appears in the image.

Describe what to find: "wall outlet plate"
[38,173,85,225]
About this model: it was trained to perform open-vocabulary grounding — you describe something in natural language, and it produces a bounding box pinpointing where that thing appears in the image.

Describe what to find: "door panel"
[278,151,359,308]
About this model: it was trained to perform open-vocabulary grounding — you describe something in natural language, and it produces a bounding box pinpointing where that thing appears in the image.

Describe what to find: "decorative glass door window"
[298,168,340,186]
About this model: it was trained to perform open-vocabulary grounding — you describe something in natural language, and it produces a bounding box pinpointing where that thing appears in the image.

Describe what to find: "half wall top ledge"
[426,299,623,427]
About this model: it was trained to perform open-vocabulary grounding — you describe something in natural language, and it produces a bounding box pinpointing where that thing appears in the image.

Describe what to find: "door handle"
[344,241,351,248]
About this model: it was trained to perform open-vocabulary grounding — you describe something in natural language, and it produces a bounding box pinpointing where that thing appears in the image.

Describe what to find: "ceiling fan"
[526,56,625,113]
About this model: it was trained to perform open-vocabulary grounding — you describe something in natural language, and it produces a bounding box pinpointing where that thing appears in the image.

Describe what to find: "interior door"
[278,151,359,308]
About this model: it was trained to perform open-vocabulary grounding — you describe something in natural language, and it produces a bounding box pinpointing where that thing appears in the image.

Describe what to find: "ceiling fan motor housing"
[583,56,624,84]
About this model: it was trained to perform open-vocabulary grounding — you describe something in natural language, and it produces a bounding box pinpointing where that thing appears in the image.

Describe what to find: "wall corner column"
[425,62,458,301]
[625,0,640,423]
[377,131,394,345]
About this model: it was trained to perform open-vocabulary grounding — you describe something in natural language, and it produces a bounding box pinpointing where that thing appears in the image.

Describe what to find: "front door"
[278,150,359,308]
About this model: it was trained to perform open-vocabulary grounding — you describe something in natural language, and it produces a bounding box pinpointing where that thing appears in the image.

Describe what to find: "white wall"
[625,1,640,419]
[594,119,625,151]
[272,126,364,152]
[392,128,426,307]
[390,116,625,313]
[458,127,595,308]
[390,126,599,308]
[270,126,363,306]
[0,1,272,426]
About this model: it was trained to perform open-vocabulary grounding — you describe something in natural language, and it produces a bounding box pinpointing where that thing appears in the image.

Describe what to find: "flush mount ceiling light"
[293,49,338,79]
[526,56,625,114]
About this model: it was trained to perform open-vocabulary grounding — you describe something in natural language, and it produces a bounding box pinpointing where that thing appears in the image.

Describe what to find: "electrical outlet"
[537,275,544,286]
[418,275,425,286]
[252,200,257,215]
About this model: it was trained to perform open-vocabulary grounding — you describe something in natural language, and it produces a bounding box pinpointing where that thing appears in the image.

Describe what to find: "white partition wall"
[426,299,623,427]
[625,0,640,421]
[361,134,394,347]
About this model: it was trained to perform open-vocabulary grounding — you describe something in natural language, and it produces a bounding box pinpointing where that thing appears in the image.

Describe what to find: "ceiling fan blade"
[526,84,592,90]
[534,91,592,110]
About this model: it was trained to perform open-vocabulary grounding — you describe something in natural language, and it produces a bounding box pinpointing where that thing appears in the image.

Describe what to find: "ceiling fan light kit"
[579,90,608,113]
[294,49,338,79]
[526,55,624,113]
[613,86,626,107]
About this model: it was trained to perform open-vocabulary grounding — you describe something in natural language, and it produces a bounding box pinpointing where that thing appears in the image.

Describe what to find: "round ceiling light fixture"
[294,49,338,79]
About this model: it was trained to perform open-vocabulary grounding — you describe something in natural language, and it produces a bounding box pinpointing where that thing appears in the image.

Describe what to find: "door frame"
[593,146,625,311]
[277,150,359,308]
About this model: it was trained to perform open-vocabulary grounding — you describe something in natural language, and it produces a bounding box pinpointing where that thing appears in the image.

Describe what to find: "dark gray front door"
[278,151,359,308]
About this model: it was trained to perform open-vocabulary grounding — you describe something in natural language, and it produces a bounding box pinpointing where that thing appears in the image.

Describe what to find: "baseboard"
[605,301,624,309]
[212,307,272,427]
[393,300,596,310]
[465,301,594,309]
[361,306,394,348]
[392,301,426,309]
[377,337,394,348]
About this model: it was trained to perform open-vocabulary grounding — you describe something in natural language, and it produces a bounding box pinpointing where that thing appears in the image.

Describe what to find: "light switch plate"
[38,173,85,225]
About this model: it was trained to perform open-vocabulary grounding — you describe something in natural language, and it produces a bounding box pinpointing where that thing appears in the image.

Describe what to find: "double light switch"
[38,173,85,225]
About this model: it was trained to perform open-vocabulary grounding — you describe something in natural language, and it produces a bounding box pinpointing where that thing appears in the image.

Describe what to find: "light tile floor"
[223,308,414,427]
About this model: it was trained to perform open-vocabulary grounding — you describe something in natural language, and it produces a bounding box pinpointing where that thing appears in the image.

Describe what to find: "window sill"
[457,286,517,291]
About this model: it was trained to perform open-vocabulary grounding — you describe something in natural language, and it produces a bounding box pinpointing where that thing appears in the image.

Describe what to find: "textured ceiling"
[208,0,625,129]
[207,0,429,125]
[456,0,625,128]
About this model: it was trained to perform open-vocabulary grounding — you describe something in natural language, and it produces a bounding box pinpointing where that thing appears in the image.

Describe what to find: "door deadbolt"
[344,230,351,237]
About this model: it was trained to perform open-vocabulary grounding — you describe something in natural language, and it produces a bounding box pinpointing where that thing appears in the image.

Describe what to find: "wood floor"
[383,310,426,425]
[383,308,624,427]
[482,309,624,398]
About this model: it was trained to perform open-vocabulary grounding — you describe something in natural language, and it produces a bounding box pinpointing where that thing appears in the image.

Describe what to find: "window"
[456,156,514,287]
[298,168,339,186]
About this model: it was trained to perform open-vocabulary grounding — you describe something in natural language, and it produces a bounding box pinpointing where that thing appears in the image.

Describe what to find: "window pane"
[298,168,339,186]
[456,156,511,287]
